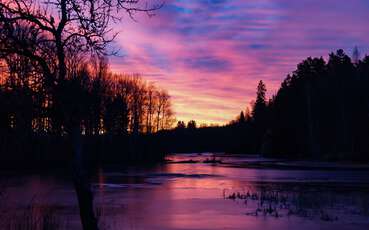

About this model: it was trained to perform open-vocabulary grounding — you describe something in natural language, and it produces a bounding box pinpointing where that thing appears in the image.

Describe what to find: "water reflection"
[1,154,369,229]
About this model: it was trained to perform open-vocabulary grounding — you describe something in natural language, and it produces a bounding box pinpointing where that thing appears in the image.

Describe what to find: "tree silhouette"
[238,111,245,123]
[176,121,186,129]
[251,80,268,152]
[252,80,267,122]
[267,50,369,159]
[187,120,197,130]
[0,1,163,229]
[245,107,252,122]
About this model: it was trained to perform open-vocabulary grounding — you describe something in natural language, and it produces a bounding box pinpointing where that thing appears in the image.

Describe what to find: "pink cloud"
[108,0,369,124]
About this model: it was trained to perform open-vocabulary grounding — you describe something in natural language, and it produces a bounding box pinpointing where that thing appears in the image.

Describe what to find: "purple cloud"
[110,0,369,124]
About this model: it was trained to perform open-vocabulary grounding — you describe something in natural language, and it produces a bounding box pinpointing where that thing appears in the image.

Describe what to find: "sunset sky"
[110,0,369,125]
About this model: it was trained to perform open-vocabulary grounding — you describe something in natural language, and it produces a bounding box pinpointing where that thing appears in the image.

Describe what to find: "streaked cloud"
[110,0,369,124]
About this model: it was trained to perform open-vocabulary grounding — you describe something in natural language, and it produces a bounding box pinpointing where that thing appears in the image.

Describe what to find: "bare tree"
[155,89,169,131]
[0,1,163,229]
[145,83,157,133]
[106,73,174,134]
[162,98,174,129]
[128,75,146,134]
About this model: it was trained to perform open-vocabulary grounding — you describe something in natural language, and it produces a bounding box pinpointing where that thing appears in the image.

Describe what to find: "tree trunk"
[71,126,99,230]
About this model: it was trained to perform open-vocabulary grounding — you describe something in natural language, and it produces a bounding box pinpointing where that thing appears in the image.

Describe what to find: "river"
[1,153,369,229]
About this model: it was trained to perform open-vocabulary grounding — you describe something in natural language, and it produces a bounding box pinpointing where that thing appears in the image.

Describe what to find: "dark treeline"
[161,49,369,161]
[0,1,168,229]
[157,119,257,154]
[0,0,169,172]
[268,49,369,160]
[0,56,175,167]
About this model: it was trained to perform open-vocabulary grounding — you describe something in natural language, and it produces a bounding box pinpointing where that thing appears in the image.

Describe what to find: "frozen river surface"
[1,153,369,230]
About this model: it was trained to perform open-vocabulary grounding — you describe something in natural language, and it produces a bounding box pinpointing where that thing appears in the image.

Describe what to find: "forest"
[0,0,368,168]
[0,56,175,167]
[166,49,369,161]
[2,1,369,230]
[0,0,174,170]
[1,48,369,165]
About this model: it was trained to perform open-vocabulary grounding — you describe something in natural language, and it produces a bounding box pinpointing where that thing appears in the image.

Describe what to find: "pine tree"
[252,80,267,123]
[239,111,245,123]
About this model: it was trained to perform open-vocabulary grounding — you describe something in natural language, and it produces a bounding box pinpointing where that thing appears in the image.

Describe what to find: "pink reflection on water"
[3,155,369,229]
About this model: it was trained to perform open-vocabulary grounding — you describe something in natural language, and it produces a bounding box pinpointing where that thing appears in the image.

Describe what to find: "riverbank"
[0,134,167,170]
[166,153,369,171]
